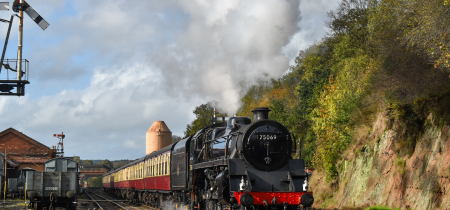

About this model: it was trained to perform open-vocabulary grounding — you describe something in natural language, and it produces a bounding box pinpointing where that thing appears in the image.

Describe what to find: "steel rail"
[85,190,103,210]
[86,190,129,210]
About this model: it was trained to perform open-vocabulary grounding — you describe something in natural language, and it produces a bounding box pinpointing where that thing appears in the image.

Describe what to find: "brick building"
[80,164,110,179]
[0,128,56,176]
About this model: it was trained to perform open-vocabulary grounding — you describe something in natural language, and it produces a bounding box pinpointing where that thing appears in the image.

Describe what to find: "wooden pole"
[24,181,26,208]
[3,149,6,204]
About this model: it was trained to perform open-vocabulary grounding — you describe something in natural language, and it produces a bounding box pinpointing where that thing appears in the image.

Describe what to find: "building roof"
[0,127,51,151]
[147,121,171,133]
[0,152,17,166]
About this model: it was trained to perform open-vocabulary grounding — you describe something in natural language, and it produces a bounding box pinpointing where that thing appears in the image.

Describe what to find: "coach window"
[156,157,159,176]
[167,154,170,175]
[165,158,168,175]
[162,155,165,175]
[152,158,155,177]
[164,154,168,175]
[160,156,162,176]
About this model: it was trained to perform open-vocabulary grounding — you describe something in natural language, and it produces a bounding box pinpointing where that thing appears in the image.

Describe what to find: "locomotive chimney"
[146,121,172,155]
[251,107,271,122]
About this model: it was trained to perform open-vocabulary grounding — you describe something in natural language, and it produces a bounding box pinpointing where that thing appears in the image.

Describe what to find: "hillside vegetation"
[237,0,450,182]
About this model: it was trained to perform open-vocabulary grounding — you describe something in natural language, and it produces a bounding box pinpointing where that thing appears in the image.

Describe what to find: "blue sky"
[0,0,339,160]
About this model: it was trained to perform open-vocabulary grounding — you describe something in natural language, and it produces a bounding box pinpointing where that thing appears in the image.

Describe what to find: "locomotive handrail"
[225,136,231,158]
[290,132,297,154]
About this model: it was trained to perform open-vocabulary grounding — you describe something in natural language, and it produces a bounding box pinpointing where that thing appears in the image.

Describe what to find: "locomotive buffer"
[0,0,49,96]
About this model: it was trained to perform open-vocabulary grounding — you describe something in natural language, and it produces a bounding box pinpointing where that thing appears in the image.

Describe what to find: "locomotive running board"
[192,158,227,170]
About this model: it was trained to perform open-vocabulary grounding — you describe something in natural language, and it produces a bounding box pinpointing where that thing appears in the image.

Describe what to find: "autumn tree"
[184,102,226,137]
[83,160,93,165]
[101,159,114,169]
[87,177,102,187]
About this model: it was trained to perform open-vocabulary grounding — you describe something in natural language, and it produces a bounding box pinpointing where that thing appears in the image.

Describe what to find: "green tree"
[113,160,129,169]
[87,177,102,187]
[73,156,82,164]
[172,135,183,143]
[184,102,225,137]
[101,159,114,170]
[83,160,93,165]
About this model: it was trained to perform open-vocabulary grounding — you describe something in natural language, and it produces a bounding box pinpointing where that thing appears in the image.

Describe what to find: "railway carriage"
[26,157,79,210]
[103,107,314,209]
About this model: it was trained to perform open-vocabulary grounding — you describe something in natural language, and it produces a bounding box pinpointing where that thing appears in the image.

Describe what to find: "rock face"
[310,113,450,209]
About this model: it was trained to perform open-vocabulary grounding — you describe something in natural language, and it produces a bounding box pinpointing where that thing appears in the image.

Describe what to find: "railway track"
[85,190,128,210]
[82,190,158,210]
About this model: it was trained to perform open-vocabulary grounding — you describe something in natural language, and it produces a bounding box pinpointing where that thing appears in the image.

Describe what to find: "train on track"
[25,157,80,210]
[103,107,314,210]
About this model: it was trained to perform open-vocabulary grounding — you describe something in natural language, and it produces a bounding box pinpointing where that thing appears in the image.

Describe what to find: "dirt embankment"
[309,112,450,210]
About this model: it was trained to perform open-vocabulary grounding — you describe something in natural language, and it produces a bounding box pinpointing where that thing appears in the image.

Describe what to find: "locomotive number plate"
[257,134,277,140]
[45,187,58,191]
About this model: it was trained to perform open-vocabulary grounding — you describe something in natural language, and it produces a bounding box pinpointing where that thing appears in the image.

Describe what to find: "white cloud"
[0,0,338,160]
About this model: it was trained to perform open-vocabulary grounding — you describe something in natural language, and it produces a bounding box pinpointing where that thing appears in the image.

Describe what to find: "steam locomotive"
[102,107,314,209]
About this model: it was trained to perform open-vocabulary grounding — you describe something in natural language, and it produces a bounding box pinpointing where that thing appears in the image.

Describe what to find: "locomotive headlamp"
[300,193,314,207]
[240,193,254,207]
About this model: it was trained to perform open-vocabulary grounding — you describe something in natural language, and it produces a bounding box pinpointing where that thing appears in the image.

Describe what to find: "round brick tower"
[146,121,172,155]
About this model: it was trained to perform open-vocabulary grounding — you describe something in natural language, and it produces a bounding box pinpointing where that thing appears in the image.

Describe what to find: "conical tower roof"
[147,121,171,133]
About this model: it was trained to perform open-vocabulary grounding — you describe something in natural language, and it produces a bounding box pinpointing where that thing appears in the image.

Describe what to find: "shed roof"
[0,152,17,166]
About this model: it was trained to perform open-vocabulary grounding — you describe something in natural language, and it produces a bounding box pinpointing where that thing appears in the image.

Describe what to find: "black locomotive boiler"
[103,107,314,210]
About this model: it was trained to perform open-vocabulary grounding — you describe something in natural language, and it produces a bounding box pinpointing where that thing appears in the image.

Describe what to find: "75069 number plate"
[257,134,277,140]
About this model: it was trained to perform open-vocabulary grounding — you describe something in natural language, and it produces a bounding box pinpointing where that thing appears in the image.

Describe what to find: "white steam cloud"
[153,0,301,114]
